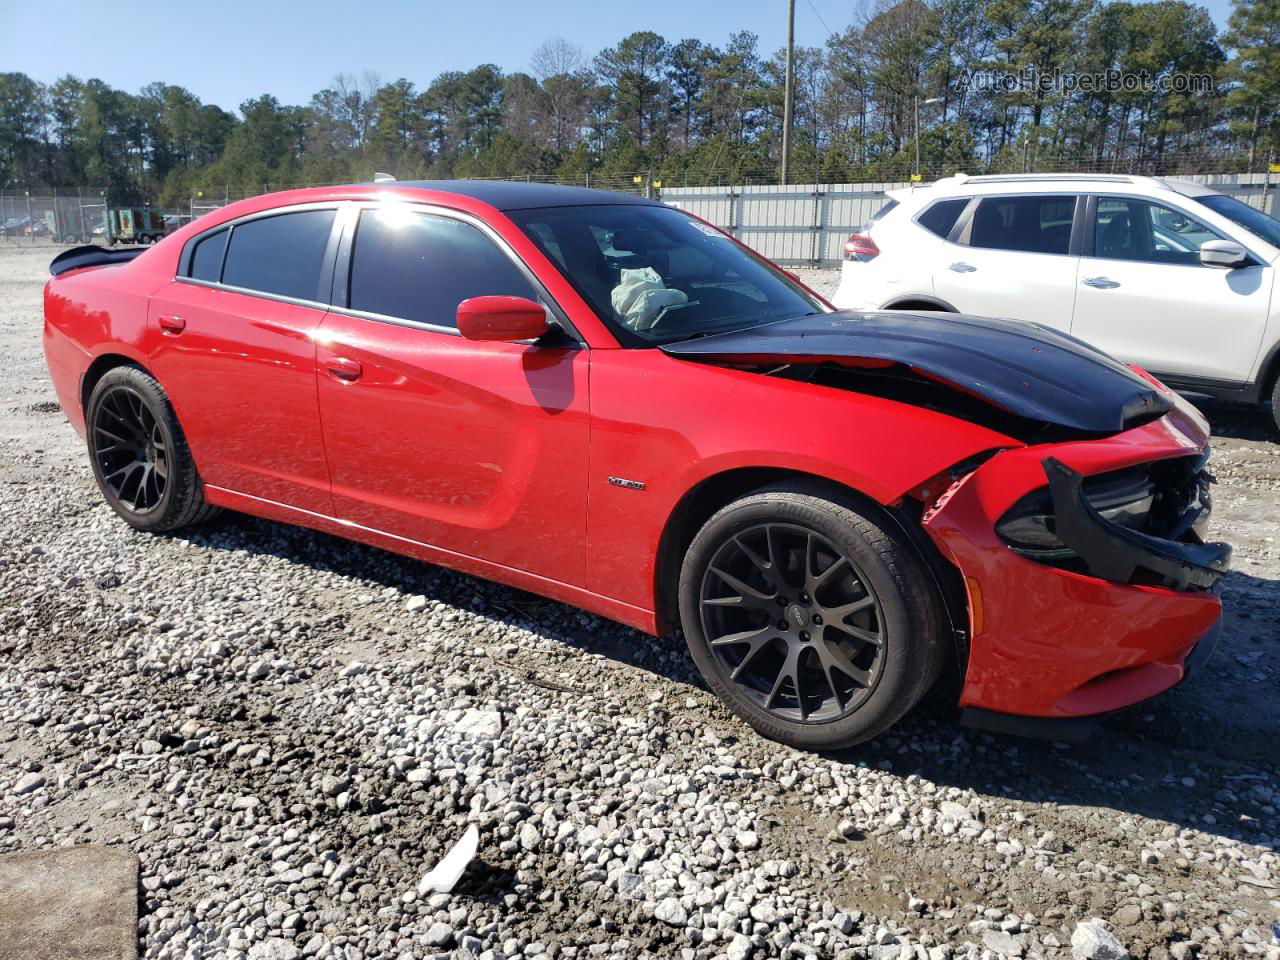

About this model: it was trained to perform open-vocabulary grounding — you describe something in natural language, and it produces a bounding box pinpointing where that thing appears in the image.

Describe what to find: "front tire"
[678,484,944,749]
[1270,376,1280,438]
[86,366,219,532]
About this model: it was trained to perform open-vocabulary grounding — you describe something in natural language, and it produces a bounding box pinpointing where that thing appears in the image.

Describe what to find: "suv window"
[221,209,336,300]
[1094,198,1222,265]
[349,207,536,328]
[189,228,228,282]
[968,195,1075,255]
[917,199,968,239]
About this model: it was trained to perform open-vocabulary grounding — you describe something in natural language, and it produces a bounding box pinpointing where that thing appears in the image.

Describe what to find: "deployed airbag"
[611,267,688,331]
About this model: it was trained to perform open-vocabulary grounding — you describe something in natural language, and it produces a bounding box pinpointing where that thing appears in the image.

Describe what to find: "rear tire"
[678,483,945,749]
[86,366,219,532]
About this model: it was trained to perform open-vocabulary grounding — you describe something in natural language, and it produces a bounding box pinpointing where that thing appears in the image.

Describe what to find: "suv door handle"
[158,314,186,334]
[1083,276,1121,289]
[325,357,363,382]
[949,262,976,273]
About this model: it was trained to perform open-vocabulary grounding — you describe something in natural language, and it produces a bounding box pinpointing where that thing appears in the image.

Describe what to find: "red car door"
[147,206,339,514]
[314,204,590,586]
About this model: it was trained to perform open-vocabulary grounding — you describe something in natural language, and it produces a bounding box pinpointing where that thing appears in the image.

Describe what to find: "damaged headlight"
[996,467,1156,559]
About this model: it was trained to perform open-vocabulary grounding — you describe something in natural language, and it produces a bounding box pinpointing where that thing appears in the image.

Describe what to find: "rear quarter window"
[916,198,969,239]
[188,229,228,282]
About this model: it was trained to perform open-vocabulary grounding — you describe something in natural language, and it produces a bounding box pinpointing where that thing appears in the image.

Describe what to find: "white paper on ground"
[417,823,480,895]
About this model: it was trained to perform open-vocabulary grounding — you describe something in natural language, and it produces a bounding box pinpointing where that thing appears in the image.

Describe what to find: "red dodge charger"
[42,181,1230,748]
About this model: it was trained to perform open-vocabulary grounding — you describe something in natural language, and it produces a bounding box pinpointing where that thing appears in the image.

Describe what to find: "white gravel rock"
[1071,919,1129,960]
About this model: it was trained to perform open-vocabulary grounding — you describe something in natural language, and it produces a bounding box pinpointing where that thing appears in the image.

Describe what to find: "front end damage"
[922,398,1229,737]
[661,308,1232,735]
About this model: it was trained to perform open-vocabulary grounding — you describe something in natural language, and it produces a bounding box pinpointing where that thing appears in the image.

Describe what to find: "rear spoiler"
[49,245,146,277]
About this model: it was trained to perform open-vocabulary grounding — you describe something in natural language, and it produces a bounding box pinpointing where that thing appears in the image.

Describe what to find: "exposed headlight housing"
[997,466,1155,559]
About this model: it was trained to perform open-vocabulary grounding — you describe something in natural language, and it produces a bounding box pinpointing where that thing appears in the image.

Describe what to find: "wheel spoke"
[815,639,874,689]
[709,625,772,647]
[707,565,776,610]
[734,531,790,595]
[826,595,876,622]
[764,646,793,709]
[94,425,132,446]
[811,554,850,593]
[832,622,882,647]
[105,460,142,484]
[729,636,773,681]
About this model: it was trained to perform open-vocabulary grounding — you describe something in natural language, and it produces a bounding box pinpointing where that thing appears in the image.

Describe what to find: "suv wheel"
[1270,376,1280,437]
[678,483,944,749]
[86,366,219,532]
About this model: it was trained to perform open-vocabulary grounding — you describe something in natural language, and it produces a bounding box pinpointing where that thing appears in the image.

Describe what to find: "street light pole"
[914,96,943,181]
[782,0,796,185]
[914,96,921,180]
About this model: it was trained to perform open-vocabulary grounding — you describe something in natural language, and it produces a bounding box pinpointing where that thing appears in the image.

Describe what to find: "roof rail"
[960,173,1138,184]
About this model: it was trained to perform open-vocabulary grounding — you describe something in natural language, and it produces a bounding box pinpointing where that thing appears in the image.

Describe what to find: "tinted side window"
[917,199,968,239]
[1094,198,1221,265]
[221,209,336,300]
[189,229,227,281]
[968,195,1075,255]
[349,209,536,328]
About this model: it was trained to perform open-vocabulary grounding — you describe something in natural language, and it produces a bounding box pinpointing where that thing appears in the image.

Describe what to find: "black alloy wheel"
[699,522,885,723]
[86,365,219,532]
[679,484,944,749]
[92,383,169,514]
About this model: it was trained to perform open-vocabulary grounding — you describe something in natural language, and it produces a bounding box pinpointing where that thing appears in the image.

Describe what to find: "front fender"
[586,349,1020,617]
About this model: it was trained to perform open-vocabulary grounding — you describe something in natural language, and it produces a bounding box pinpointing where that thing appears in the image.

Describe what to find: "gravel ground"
[1,243,1278,960]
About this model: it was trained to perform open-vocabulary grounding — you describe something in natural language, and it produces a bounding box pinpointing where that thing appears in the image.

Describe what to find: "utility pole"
[781,0,796,185]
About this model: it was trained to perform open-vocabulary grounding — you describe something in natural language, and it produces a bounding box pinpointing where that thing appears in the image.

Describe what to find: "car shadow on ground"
[1197,398,1277,442]
[174,513,1279,853]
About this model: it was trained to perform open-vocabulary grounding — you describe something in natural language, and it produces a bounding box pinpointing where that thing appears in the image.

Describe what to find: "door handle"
[1083,276,1121,289]
[949,262,976,273]
[325,357,363,382]
[158,314,186,334]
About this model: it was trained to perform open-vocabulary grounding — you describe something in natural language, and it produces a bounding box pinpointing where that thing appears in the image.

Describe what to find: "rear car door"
[314,203,590,586]
[931,193,1082,330]
[1072,195,1272,383]
[147,205,339,514]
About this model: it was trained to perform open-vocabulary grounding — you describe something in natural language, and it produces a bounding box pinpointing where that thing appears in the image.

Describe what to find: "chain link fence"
[0,189,109,244]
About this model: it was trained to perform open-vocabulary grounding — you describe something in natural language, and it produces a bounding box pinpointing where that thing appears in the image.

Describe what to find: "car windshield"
[1197,194,1280,251]
[506,204,828,346]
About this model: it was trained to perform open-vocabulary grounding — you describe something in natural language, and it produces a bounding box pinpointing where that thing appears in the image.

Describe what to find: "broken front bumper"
[922,404,1229,724]
[1043,456,1230,592]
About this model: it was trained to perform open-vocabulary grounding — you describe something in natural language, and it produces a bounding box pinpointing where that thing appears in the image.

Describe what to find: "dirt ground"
[0,242,1277,960]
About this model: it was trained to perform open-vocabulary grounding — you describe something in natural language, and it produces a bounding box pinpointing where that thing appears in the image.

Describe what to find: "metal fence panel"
[660,175,1278,266]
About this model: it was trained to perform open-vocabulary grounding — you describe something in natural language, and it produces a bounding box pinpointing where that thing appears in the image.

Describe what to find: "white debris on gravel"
[1070,918,1129,960]
[0,246,1278,960]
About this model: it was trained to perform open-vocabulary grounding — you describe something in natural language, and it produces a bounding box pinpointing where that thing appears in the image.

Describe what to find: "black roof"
[385,180,660,211]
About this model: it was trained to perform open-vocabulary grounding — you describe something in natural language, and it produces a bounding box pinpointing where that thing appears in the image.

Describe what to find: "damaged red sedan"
[42,182,1230,748]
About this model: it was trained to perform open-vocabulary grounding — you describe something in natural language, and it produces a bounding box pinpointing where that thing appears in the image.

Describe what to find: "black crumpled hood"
[660,310,1172,434]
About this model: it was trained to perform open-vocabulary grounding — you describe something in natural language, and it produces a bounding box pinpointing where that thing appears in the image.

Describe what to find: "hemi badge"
[608,476,646,490]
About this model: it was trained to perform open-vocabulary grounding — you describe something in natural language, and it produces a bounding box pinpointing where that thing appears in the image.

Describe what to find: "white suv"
[832,173,1280,432]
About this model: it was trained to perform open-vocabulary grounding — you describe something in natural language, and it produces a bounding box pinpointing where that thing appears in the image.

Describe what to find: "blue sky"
[1,0,1236,114]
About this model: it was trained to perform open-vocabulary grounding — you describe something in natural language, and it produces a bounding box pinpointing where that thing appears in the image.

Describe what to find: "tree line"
[0,0,1275,207]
